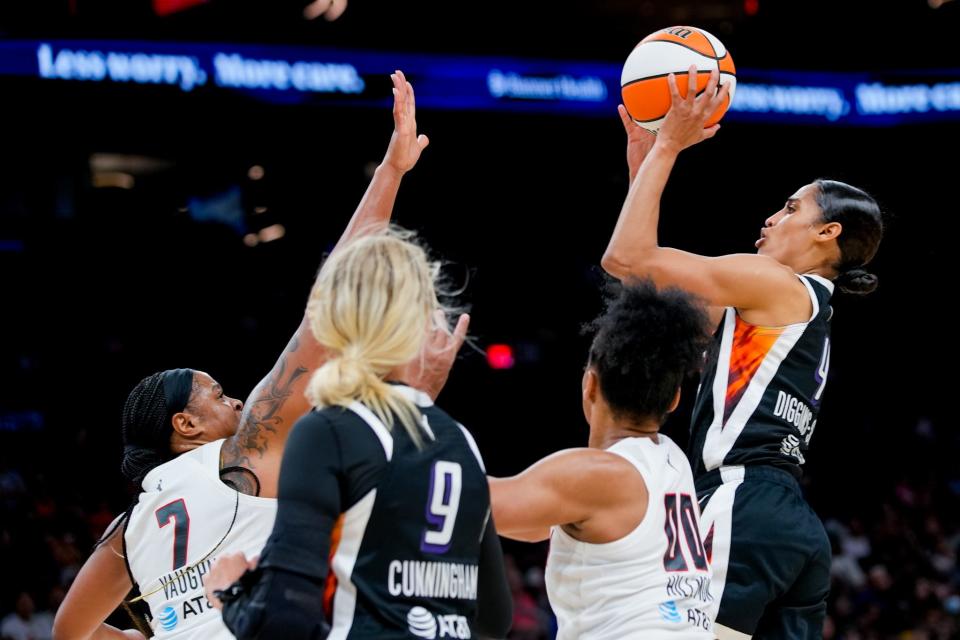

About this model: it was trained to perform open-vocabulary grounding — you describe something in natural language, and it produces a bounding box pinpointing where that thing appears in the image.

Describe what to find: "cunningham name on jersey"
[388,560,479,600]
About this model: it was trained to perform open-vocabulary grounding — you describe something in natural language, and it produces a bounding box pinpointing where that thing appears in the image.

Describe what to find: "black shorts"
[696,465,831,639]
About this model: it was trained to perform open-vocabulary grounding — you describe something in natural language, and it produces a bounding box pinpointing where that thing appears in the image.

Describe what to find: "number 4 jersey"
[545,434,714,639]
[124,439,277,638]
[688,274,834,478]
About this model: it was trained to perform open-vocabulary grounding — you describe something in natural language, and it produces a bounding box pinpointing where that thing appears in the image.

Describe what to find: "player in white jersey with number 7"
[51,71,466,640]
[490,280,715,639]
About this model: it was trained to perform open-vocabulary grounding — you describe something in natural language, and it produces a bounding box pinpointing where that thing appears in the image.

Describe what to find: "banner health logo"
[407,606,438,639]
[659,600,682,624]
[487,69,607,102]
[159,605,178,631]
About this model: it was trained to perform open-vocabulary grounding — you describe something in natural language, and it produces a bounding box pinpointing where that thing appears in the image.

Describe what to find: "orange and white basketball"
[621,26,736,133]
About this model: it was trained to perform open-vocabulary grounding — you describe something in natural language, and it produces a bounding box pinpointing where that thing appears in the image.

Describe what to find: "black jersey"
[688,275,834,479]
[221,384,511,640]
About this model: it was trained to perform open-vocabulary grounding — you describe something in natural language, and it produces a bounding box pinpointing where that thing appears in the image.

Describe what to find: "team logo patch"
[158,606,178,631]
[659,600,682,624]
[407,606,438,639]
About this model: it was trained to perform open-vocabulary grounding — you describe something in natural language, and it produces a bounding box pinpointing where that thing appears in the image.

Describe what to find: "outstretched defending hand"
[657,66,731,154]
[382,70,431,176]
[408,311,470,401]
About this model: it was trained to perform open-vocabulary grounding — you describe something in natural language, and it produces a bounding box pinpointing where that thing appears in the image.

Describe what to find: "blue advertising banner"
[2,39,958,125]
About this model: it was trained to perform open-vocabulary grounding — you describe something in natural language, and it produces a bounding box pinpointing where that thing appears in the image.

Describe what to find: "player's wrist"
[377,161,406,180]
[213,580,245,605]
[653,136,681,154]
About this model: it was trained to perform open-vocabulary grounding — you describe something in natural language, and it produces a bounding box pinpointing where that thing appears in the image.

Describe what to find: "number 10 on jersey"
[421,461,463,554]
[663,493,709,572]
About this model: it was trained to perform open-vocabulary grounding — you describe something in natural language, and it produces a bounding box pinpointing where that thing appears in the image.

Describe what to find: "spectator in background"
[2,592,52,640]
[504,556,547,640]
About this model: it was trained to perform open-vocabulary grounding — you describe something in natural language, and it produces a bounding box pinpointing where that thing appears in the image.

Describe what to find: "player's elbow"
[51,612,87,640]
[50,621,68,640]
[496,526,550,543]
[489,504,550,542]
[601,248,656,281]
[488,477,510,523]
[601,250,632,280]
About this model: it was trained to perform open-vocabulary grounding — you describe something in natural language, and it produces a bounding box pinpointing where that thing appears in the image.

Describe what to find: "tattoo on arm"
[220,466,262,497]
[221,336,310,472]
[240,358,309,456]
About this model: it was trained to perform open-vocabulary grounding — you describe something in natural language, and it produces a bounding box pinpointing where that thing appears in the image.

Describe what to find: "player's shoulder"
[419,403,462,433]
[654,433,687,458]
[142,448,206,488]
[798,273,836,298]
[581,448,648,507]
[607,436,694,490]
[715,252,798,285]
[296,405,376,439]
[301,405,341,425]
[552,447,645,489]
[422,407,487,471]
[130,457,208,518]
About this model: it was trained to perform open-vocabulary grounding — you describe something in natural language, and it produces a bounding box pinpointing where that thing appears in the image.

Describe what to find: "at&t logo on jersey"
[686,607,712,632]
[406,606,471,639]
[659,600,682,623]
[407,607,437,639]
[658,601,713,632]
[158,606,178,631]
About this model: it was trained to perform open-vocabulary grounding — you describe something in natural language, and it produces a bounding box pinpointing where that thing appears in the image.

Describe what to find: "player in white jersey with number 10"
[490,280,715,639]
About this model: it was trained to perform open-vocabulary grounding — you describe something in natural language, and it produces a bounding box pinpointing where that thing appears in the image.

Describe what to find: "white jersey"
[124,439,276,639]
[545,435,714,639]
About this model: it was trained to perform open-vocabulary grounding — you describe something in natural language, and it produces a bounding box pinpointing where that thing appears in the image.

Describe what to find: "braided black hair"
[121,369,196,484]
[94,369,197,552]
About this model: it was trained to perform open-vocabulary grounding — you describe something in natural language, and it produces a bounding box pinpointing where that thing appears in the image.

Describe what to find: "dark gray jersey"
[222,384,509,640]
[688,275,834,478]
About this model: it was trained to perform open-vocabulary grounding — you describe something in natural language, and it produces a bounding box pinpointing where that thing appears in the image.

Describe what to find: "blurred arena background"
[1,1,957,637]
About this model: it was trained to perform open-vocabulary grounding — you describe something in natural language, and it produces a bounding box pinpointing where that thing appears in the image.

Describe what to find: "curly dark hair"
[585,278,711,425]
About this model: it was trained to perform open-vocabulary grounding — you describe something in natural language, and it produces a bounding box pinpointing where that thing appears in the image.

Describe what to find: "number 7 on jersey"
[156,498,190,570]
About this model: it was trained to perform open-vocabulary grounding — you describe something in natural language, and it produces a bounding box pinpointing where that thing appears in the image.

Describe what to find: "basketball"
[621,26,737,133]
